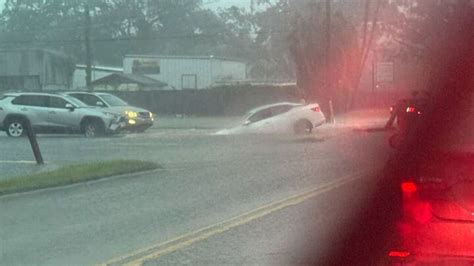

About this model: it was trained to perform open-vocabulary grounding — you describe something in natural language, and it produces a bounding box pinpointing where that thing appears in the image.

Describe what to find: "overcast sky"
[205,0,252,10]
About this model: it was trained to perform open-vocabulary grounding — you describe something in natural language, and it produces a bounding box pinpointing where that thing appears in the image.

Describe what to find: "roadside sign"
[376,62,394,82]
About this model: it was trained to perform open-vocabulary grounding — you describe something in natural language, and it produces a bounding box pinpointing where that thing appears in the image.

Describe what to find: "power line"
[0,28,297,47]
[1,21,121,35]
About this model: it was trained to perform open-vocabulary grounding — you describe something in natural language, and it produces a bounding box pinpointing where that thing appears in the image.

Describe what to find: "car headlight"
[125,111,138,118]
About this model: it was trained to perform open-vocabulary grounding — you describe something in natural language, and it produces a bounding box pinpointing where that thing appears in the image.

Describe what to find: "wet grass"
[0,160,161,196]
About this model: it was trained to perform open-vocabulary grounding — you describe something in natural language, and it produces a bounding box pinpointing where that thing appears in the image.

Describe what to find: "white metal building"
[123,55,247,90]
[0,49,74,92]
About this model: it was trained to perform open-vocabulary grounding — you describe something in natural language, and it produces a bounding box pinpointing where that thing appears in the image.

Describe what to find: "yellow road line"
[100,174,361,266]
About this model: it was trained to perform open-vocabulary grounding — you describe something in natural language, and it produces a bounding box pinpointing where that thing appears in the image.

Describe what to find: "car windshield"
[1,1,473,266]
[99,94,128,107]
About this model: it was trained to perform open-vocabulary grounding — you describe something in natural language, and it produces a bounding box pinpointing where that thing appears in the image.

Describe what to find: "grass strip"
[0,160,161,195]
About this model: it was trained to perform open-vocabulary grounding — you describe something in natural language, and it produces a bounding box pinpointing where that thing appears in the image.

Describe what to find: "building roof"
[124,54,247,63]
[76,64,123,73]
[0,48,71,58]
[91,73,168,87]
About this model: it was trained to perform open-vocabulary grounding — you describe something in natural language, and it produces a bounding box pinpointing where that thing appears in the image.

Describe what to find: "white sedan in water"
[217,102,326,135]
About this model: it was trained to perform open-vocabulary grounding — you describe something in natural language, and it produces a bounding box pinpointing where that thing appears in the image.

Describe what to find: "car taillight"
[311,106,321,112]
[401,180,433,223]
[401,181,417,193]
[406,106,416,113]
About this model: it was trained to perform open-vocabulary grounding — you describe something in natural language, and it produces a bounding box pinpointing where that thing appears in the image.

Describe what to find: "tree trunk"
[349,0,382,110]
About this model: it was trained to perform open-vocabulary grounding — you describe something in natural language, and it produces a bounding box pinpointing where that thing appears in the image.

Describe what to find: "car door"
[11,95,50,128]
[266,105,295,133]
[46,96,82,131]
[245,107,275,133]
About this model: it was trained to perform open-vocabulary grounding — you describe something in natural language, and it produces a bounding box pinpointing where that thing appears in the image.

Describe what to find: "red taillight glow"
[413,201,433,223]
[401,180,433,223]
[406,106,416,113]
[311,106,321,112]
[388,251,411,258]
[401,181,417,193]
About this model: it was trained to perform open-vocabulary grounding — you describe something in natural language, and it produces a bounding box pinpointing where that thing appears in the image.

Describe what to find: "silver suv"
[0,92,125,137]
[66,92,154,133]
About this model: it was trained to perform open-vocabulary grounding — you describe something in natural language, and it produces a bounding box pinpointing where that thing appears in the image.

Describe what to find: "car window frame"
[68,93,85,102]
[48,95,72,109]
[247,107,274,124]
[11,95,49,107]
[87,94,107,107]
[270,105,294,116]
[70,93,105,107]
[247,104,295,124]
[11,95,27,106]
[98,94,128,107]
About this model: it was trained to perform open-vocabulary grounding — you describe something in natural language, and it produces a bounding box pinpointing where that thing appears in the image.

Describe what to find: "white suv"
[0,92,125,137]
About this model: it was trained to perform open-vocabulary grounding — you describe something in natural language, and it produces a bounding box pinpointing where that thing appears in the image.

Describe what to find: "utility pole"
[84,3,92,91]
[325,0,333,122]
[325,0,331,78]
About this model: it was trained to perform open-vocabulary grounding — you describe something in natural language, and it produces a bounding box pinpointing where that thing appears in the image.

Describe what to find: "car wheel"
[6,118,26,137]
[82,120,105,138]
[294,120,313,135]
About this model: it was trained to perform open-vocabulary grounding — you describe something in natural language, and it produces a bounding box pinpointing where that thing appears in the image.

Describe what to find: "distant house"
[0,49,74,92]
[91,73,169,91]
[73,65,123,90]
[123,55,247,90]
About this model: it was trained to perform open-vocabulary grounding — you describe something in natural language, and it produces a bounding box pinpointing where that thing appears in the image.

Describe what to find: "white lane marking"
[0,160,39,164]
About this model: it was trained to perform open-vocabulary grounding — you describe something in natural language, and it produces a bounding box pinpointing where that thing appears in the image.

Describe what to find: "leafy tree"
[288,1,365,112]
[369,0,473,99]
[0,0,115,63]
[0,0,249,66]
[382,0,473,72]
[250,0,295,81]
